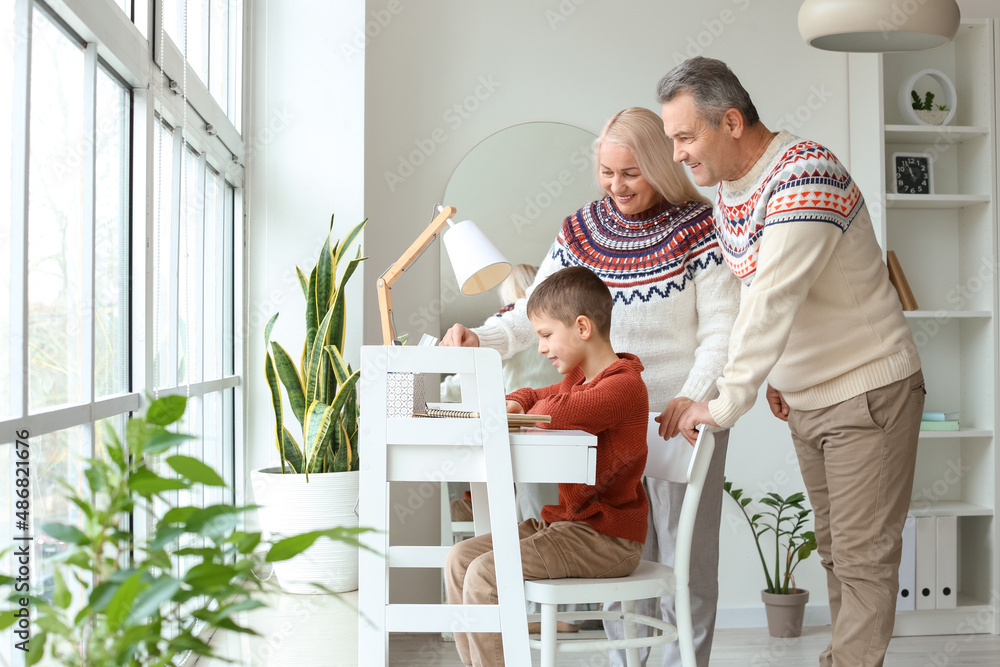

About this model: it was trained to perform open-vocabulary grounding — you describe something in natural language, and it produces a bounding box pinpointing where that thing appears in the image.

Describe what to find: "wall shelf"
[886,194,990,208]
[918,429,993,439]
[903,310,992,319]
[884,124,990,144]
[907,500,993,518]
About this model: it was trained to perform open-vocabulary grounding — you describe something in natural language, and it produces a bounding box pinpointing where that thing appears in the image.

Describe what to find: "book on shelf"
[886,250,918,311]
[922,410,960,422]
[413,407,552,426]
[919,420,959,431]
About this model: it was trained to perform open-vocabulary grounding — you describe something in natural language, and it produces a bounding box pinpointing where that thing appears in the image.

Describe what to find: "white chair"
[522,420,715,667]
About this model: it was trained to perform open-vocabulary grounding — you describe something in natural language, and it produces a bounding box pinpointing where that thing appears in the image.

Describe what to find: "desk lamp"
[377,204,511,345]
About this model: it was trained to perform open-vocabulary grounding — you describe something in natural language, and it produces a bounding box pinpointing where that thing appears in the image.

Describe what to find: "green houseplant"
[910,89,949,125]
[253,216,368,594]
[1,395,364,666]
[724,479,817,637]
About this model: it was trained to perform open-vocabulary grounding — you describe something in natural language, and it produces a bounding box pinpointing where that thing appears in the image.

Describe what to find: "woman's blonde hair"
[595,107,709,206]
[498,264,537,305]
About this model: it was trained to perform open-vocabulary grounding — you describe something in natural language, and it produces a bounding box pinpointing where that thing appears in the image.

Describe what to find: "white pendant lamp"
[798,0,960,52]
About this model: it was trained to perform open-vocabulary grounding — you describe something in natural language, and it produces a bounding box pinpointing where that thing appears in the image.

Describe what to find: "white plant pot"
[251,468,360,594]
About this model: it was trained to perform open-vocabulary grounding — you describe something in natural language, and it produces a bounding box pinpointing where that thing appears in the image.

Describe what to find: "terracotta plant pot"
[761,589,809,638]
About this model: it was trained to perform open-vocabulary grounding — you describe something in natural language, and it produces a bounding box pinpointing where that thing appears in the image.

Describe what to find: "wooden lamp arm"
[377,205,457,345]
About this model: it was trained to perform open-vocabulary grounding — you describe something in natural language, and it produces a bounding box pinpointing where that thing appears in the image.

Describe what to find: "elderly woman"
[442,107,739,667]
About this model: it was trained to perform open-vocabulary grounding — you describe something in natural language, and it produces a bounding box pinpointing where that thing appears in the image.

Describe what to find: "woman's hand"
[440,323,480,347]
[506,400,525,414]
[656,397,694,440]
[766,384,790,421]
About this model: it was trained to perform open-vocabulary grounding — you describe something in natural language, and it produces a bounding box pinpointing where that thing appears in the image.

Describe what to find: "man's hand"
[766,384,790,422]
[656,397,694,440]
[677,401,718,445]
[440,323,480,347]
[506,400,525,414]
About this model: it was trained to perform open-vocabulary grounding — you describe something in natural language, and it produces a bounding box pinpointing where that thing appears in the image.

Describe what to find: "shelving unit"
[848,20,999,638]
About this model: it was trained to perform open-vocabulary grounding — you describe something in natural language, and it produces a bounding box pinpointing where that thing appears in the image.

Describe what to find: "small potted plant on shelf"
[253,215,368,594]
[724,479,818,638]
[911,90,949,126]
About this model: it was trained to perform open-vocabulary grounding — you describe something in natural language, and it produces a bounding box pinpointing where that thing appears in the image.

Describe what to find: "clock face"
[895,155,932,195]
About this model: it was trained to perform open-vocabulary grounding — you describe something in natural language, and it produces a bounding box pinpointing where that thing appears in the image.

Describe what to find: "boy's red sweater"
[507,353,649,544]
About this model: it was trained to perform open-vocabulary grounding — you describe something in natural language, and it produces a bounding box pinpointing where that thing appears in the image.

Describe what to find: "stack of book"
[920,410,960,431]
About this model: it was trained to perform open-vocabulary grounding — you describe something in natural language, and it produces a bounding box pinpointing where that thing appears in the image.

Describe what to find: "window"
[1,1,245,660]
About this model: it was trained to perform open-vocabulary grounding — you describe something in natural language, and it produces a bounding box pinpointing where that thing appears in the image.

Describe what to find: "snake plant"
[264,216,366,476]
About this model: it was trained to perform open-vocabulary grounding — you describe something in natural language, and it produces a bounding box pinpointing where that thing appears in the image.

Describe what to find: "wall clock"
[892,152,934,195]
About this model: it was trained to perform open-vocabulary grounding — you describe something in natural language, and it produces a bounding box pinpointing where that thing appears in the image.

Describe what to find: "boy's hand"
[506,401,525,414]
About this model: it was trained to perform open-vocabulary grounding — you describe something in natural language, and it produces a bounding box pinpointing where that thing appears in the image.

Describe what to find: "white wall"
[248,0,1000,627]
[244,0,366,496]
[361,0,849,618]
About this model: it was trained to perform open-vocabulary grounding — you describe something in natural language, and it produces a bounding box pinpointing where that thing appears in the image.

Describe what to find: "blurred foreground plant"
[1,395,370,666]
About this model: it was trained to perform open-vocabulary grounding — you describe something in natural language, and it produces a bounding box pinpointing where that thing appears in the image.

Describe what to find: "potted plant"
[911,90,949,126]
[1,395,364,665]
[252,216,367,594]
[724,479,818,638]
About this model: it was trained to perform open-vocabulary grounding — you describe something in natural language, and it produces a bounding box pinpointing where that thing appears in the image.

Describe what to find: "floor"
[196,586,1000,666]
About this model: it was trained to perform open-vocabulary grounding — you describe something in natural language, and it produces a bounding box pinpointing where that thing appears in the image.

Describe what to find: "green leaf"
[42,522,89,546]
[126,576,182,624]
[333,218,367,265]
[167,455,226,487]
[304,307,336,407]
[315,229,336,330]
[304,263,319,363]
[281,427,304,474]
[128,469,190,496]
[303,400,337,475]
[296,266,309,300]
[52,569,71,609]
[35,615,72,636]
[184,505,249,540]
[264,314,288,474]
[328,253,365,351]
[107,571,143,631]
[101,420,125,468]
[147,395,188,426]
[25,629,45,665]
[0,610,17,630]
[149,525,186,551]
[332,419,352,473]
[126,417,150,461]
[145,430,195,455]
[84,465,106,494]
[228,531,262,554]
[267,526,375,562]
[272,341,306,427]
[183,563,236,593]
[161,505,198,525]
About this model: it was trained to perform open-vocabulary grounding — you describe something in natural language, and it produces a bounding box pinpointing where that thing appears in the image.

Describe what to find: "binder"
[897,516,916,611]
[935,516,958,609]
[915,516,936,610]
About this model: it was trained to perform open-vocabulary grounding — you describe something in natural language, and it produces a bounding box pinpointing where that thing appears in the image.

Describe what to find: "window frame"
[2,0,248,636]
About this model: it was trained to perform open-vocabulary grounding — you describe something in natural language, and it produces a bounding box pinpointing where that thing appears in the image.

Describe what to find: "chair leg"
[540,602,557,667]
[621,599,641,667]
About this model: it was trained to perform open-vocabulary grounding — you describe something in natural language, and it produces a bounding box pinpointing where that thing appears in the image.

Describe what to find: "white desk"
[358,345,596,666]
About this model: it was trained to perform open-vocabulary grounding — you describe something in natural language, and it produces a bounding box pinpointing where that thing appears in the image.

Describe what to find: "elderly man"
[658,57,924,667]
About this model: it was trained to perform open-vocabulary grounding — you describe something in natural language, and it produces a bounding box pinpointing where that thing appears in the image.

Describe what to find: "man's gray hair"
[656,57,760,128]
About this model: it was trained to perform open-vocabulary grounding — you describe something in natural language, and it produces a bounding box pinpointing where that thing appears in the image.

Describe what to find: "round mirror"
[440,122,601,332]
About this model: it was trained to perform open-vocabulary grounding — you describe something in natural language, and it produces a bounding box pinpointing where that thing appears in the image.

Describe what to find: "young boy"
[444,266,650,667]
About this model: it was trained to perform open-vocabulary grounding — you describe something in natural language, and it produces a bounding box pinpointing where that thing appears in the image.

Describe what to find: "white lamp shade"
[442,220,512,296]
[798,0,960,52]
